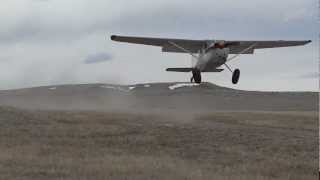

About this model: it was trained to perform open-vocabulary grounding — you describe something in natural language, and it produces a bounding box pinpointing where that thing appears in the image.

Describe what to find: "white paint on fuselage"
[195,48,229,71]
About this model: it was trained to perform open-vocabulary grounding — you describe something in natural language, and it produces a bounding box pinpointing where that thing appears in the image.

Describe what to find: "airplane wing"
[226,40,312,54]
[111,35,204,53]
[111,35,311,54]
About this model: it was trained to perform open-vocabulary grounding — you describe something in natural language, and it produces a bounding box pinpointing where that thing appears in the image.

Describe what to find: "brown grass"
[0,107,317,180]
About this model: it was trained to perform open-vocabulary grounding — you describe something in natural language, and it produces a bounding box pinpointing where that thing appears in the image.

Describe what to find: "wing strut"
[168,41,199,60]
[227,43,257,62]
[223,43,257,73]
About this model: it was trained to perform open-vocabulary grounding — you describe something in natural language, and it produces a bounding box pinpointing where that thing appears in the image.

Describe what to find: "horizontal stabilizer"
[166,68,193,72]
[202,68,224,72]
[166,68,224,72]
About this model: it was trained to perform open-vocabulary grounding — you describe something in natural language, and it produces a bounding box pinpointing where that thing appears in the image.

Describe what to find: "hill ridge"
[0,82,317,112]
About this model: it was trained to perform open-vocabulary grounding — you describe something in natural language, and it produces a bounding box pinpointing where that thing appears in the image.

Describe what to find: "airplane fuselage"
[195,48,229,71]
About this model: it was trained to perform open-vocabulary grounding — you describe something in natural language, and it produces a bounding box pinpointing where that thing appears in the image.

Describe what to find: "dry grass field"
[0,106,317,180]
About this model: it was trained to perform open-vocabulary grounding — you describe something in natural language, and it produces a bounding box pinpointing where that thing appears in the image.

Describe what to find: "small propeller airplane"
[111,35,311,84]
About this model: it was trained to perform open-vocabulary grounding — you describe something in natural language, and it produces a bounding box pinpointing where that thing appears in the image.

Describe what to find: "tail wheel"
[232,69,240,84]
[192,69,202,84]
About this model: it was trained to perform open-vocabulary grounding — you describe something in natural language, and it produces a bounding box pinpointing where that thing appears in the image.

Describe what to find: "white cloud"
[84,53,113,64]
[0,0,317,91]
[299,72,319,79]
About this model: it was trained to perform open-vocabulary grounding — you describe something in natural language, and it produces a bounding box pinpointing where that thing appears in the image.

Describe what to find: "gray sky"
[0,0,318,91]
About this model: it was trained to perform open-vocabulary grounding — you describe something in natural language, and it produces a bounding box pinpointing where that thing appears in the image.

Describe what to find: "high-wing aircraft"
[111,35,311,84]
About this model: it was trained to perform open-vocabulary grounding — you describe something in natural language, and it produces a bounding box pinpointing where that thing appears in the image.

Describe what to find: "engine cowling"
[206,41,226,50]
[214,41,226,49]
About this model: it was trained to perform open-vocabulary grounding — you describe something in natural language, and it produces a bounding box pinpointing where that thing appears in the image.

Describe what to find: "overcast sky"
[0,0,318,91]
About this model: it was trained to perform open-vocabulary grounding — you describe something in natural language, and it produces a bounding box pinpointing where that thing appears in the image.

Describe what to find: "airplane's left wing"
[226,40,312,54]
[111,35,205,53]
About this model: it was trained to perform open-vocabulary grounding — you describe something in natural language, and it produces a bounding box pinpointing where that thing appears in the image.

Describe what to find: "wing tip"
[303,40,312,45]
[110,35,117,41]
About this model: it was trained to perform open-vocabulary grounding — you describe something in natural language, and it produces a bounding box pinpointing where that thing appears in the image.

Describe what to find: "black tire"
[232,69,240,84]
[192,69,202,84]
[190,77,194,83]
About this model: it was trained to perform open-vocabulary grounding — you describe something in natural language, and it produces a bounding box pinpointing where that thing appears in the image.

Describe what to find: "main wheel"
[232,69,240,84]
[192,69,201,84]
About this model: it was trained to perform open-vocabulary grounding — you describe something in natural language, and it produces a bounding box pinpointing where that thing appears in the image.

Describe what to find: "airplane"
[111,35,311,84]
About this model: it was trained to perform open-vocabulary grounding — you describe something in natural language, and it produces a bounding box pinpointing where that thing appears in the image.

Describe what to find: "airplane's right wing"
[111,35,205,53]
